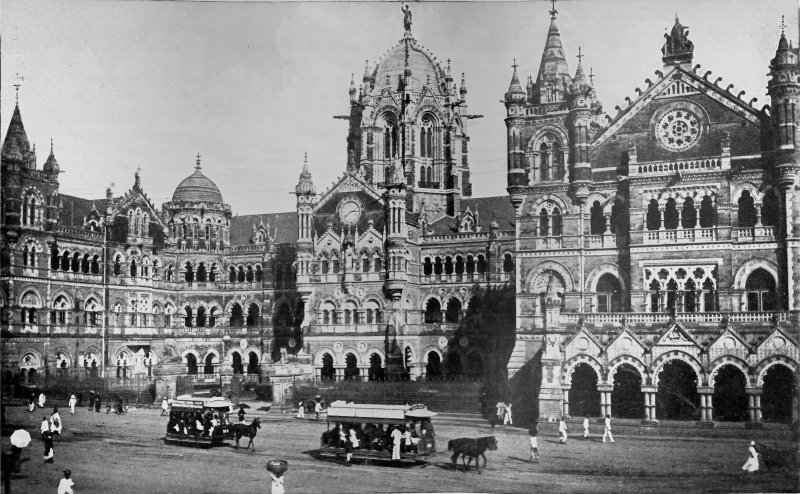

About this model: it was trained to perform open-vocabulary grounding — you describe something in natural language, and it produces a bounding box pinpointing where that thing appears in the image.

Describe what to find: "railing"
[420,323,460,332]
[417,181,440,189]
[733,226,776,242]
[312,324,385,334]
[631,156,725,176]
[585,235,618,248]
[559,311,790,326]
[56,225,103,239]
[421,273,488,284]
[643,227,717,244]
[3,324,264,337]
[534,237,563,249]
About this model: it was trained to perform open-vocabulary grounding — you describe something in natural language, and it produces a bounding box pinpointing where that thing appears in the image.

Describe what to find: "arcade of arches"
[561,359,796,423]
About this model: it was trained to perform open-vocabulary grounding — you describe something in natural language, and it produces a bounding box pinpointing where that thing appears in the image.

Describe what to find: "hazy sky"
[1,0,794,214]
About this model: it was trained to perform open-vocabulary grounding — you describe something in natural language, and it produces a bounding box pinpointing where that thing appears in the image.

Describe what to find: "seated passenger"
[349,427,360,449]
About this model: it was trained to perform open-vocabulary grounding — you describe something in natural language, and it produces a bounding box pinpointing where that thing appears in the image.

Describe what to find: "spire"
[295,152,315,195]
[662,16,694,67]
[572,46,590,92]
[1,101,31,161]
[505,58,527,103]
[43,138,60,175]
[349,73,357,102]
[362,59,371,83]
[535,3,572,104]
[459,72,467,95]
[778,15,789,51]
[13,72,24,105]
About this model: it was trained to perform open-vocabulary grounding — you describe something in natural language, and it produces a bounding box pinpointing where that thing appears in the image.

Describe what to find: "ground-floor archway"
[368,353,384,381]
[611,364,644,419]
[204,354,215,374]
[186,353,198,375]
[344,353,359,380]
[656,360,699,420]
[321,353,335,381]
[762,364,793,423]
[426,352,442,378]
[712,365,747,422]
[247,351,259,375]
[232,352,244,374]
[570,363,601,417]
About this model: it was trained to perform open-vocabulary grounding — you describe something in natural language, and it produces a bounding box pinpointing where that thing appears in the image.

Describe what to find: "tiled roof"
[59,194,103,228]
[461,196,515,230]
[230,212,298,246]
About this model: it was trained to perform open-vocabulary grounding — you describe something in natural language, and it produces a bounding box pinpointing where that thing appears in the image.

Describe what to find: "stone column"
[335,367,344,381]
[697,387,714,422]
[658,208,665,230]
[745,388,763,425]
[641,386,658,423]
[561,387,570,417]
[676,208,683,229]
[694,206,701,229]
[755,204,762,227]
[604,213,611,234]
[598,384,614,417]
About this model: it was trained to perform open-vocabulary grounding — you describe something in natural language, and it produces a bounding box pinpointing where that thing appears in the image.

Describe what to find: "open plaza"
[1,400,796,494]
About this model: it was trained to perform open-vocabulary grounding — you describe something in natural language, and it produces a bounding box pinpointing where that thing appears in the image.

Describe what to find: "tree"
[448,284,516,412]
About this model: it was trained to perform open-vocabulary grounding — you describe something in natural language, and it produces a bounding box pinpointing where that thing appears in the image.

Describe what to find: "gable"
[313,173,385,236]
[654,322,700,349]
[756,327,799,357]
[564,328,603,360]
[708,328,751,360]
[590,67,765,179]
[606,328,647,359]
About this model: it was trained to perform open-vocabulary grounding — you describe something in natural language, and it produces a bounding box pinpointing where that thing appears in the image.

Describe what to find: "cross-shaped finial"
[589,67,595,85]
[304,152,308,165]
[512,58,518,71]
[549,0,558,19]
[781,15,786,35]
[577,46,583,64]
[50,138,54,154]
[195,153,201,170]
[13,72,24,104]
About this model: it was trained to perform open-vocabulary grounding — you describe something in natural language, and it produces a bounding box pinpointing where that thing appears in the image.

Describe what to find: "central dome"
[172,168,224,204]
[371,40,446,94]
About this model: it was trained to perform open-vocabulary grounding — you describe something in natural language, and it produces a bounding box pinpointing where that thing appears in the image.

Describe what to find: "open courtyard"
[1,402,797,494]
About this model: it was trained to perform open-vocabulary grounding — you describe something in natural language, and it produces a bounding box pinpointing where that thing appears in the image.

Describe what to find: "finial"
[589,67,595,85]
[13,72,24,105]
[549,0,558,19]
[50,138,54,154]
[675,12,679,22]
[195,153,201,170]
[780,14,786,36]
[577,46,583,64]
[512,57,518,71]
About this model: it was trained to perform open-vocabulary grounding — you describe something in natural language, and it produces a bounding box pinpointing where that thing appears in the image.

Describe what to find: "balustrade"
[643,227,716,244]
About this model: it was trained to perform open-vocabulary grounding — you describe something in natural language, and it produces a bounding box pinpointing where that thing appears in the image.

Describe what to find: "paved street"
[2,403,797,493]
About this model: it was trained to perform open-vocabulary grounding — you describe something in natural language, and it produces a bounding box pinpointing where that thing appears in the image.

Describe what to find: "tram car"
[317,402,437,464]
[163,395,235,448]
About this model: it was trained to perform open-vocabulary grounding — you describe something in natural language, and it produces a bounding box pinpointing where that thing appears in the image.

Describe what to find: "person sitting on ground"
[50,407,63,435]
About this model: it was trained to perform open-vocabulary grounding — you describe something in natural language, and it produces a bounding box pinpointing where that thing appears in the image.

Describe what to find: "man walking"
[603,414,615,443]
[504,403,513,425]
[391,425,403,461]
[583,417,590,438]
[161,397,169,416]
[68,394,77,415]
[528,422,539,462]
[88,391,95,411]
[558,417,568,444]
[43,431,55,463]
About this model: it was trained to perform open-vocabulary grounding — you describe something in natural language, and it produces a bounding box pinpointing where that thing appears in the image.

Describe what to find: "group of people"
[295,400,325,421]
[166,409,230,438]
[557,415,615,444]
[488,401,513,430]
[321,420,434,461]
[27,391,46,412]
[39,406,63,463]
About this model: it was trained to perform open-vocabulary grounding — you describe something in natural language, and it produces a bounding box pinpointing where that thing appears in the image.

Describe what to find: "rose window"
[656,109,701,151]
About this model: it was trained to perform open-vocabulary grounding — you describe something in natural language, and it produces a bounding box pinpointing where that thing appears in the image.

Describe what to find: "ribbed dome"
[371,40,445,94]
[172,168,224,204]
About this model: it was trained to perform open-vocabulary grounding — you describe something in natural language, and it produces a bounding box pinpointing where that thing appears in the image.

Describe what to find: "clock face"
[338,199,361,225]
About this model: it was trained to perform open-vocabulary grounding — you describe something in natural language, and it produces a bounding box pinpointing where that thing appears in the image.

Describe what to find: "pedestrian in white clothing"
[40,416,49,437]
[270,472,285,494]
[161,397,169,416]
[558,417,568,444]
[296,404,305,420]
[583,417,590,438]
[503,403,513,425]
[68,394,77,415]
[741,441,759,473]
[38,392,46,408]
[57,470,74,494]
[603,414,614,443]
[391,425,403,460]
[50,407,63,435]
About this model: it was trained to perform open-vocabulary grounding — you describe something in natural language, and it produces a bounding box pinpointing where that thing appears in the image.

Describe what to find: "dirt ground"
[1,404,797,494]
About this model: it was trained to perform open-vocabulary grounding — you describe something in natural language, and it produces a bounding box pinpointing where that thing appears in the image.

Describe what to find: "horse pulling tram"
[316,402,437,464]
[163,395,235,448]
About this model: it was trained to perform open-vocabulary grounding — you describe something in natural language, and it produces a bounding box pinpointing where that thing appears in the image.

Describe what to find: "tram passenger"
[348,427,360,449]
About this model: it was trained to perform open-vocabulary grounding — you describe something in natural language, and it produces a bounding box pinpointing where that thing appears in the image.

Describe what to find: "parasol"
[10,429,31,448]
[238,403,251,409]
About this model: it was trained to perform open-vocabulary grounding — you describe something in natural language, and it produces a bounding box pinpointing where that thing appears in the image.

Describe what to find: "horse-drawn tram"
[316,402,437,464]
[164,395,235,448]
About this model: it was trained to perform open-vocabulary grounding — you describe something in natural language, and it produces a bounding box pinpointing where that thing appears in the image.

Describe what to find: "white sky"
[1,0,794,214]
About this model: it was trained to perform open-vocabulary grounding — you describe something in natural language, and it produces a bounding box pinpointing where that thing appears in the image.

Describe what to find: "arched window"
[424,298,442,324]
[649,279,661,313]
[476,254,487,274]
[196,306,207,327]
[466,255,475,274]
[539,209,550,236]
[321,353,335,381]
[166,264,175,282]
[596,274,622,312]
[321,258,329,274]
[81,254,90,273]
[444,256,454,275]
[745,269,777,311]
[91,255,100,275]
[50,248,59,270]
[129,258,138,277]
[702,278,715,312]
[503,253,514,273]
[230,303,244,327]
[229,266,236,283]
[590,201,605,235]
[420,117,433,158]
[255,265,263,282]
[699,196,715,228]
[664,198,679,229]
[61,251,70,271]
[237,266,245,283]
[373,255,381,272]
[246,303,260,327]
[552,141,563,180]
[445,298,462,323]
[209,307,217,327]
[433,257,443,276]
[185,354,198,375]
[646,199,661,230]
[665,279,679,311]
[196,262,207,282]
[71,252,80,273]
[184,307,193,328]
[738,190,756,228]
[246,265,254,283]
[384,120,398,159]
[684,278,697,312]
[232,352,244,375]
[247,352,260,375]
[113,255,121,276]
[209,263,218,282]
[184,262,194,282]
[539,142,550,181]
[423,258,432,276]
[682,197,696,228]
[51,295,69,326]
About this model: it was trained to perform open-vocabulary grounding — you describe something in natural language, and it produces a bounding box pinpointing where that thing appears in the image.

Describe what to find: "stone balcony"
[643,227,717,244]
[732,226,776,242]
[630,156,728,177]
[558,311,791,327]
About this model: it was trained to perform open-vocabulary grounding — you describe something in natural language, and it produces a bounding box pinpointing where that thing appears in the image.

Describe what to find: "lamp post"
[221,334,231,392]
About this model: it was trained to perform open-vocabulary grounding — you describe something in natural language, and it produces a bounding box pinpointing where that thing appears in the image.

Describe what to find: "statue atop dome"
[402,4,412,33]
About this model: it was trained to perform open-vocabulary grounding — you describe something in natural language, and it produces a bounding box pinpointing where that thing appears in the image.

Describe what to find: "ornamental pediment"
[564,328,602,359]
[708,328,751,354]
[654,322,700,348]
[606,328,647,359]
[756,328,798,356]
[314,172,382,214]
